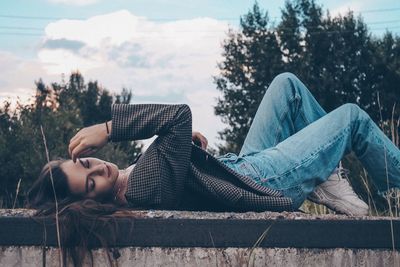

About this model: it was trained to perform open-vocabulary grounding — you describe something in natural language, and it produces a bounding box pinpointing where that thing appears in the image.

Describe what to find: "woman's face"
[60,157,119,201]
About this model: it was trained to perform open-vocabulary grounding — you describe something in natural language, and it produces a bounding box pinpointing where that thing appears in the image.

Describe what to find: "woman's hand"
[68,121,111,162]
[192,131,208,150]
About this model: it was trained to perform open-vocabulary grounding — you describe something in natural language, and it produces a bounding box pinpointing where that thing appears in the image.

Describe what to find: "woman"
[28,72,400,215]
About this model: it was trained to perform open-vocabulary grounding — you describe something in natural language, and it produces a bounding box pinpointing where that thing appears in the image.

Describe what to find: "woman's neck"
[112,166,133,205]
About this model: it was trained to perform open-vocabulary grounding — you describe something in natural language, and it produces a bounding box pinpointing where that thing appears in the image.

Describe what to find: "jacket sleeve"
[110,104,192,208]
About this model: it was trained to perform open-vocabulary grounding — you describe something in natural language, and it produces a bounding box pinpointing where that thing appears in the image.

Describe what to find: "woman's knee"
[272,72,300,85]
[268,72,304,100]
[339,103,369,121]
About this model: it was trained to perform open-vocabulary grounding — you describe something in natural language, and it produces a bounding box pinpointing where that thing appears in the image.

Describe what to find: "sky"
[0,0,399,150]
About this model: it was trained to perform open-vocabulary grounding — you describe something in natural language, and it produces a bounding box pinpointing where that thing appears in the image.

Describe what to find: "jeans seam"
[274,126,350,183]
[362,122,400,169]
[243,159,263,178]
[299,104,311,126]
[274,94,297,145]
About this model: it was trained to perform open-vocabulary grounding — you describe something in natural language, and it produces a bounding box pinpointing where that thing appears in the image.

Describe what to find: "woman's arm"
[69,104,192,159]
[110,104,192,207]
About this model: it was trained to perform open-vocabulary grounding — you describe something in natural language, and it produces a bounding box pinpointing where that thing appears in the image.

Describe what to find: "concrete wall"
[1,246,399,267]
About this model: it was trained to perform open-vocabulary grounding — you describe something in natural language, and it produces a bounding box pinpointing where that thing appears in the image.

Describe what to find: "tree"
[214,2,285,154]
[214,0,400,214]
[0,72,142,208]
[214,0,400,154]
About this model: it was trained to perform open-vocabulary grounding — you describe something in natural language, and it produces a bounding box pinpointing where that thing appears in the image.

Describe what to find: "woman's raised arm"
[110,103,192,208]
[68,121,112,162]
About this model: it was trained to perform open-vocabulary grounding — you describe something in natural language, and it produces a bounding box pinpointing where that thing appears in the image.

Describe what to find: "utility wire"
[0,6,399,21]
[0,25,399,37]
[0,26,43,31]
[368,19,400,25]
[1,24,398,35]
[0,10,399,37]
[0,14,81,20]
[0,18,399,34]
[0,32,43,36]
[359,7,400,13]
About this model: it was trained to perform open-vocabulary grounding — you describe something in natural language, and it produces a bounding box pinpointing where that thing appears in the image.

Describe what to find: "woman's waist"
[216,153,275,182]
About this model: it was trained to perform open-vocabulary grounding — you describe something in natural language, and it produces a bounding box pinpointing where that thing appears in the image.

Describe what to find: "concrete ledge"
[1,247,399,267]
[1,209,399,249]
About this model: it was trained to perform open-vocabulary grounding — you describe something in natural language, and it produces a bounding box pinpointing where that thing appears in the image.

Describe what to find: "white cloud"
[330,2,363,17]
[48,0,99,6]
[35,10,230,148]
[0,51,58,109]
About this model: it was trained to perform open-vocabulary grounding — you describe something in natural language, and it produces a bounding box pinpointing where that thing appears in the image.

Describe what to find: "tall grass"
[246,224,273,267]
[377,95,398,252]
[40,125,64,267]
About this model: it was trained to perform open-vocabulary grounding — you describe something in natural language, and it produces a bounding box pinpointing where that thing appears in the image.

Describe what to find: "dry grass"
[378,96,398,252]
[246,224,273,267]
[40,125,64,267]
[12,178,22,209]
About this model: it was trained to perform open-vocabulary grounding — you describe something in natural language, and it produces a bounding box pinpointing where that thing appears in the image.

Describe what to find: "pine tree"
[214,2,285,154]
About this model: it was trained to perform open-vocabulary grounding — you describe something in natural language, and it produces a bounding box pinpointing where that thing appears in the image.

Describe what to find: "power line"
[372,25,400,31]
[0,26,43,31]
[368,19,400,25]
[0,14,399,37]
[0,16,399,34]
[359,7,400,13]
[0,6,399,22]
[0,25,399,38]
[0,32,43,36]
[0,14,83,21]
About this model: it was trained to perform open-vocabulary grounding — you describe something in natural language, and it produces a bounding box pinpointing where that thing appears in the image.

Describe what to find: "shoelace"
[337,167,350,180]
[336,167,359,196]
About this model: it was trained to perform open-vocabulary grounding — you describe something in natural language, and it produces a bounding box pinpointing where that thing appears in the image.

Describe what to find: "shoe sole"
[308,190,369,216]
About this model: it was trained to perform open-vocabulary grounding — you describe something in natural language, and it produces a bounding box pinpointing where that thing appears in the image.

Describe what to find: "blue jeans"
[217,72,400,209]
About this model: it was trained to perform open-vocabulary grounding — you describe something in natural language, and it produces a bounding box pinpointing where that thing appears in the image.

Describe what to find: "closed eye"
[89,177,95,191]
[78,158,90,169]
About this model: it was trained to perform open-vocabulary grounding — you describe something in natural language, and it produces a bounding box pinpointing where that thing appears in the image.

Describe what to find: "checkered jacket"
[110,104,293,212]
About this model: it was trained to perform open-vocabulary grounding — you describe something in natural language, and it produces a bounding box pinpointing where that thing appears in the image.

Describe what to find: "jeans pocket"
[259,175,280,188]
[236,159,263,181]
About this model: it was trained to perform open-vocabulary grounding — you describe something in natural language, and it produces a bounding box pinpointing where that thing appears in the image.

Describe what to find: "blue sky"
[0,0,399,149]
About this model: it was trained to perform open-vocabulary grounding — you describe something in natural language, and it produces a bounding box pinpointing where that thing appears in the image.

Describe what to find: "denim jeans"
[217,72,400,209]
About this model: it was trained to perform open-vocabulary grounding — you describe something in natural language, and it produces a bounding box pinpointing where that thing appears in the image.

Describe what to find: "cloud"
[329,2,363,17]
[47,0,100,6]
[34,10,231,147]
[0,51,55,108]
[42,38,85,52]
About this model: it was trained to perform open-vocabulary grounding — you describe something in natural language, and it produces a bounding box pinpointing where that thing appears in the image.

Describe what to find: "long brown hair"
[26,159,131,267]
[27,159,76,209]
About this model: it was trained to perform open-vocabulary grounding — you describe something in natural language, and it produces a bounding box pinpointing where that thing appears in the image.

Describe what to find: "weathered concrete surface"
[1,246,399,267]
[1,209,399,266]
[2,208,400,221]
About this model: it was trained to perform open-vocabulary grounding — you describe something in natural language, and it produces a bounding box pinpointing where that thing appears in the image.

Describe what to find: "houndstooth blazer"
[110,104,293,212]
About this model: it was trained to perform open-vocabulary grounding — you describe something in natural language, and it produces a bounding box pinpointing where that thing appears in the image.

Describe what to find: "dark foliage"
[0,72,142,208]
[214,0,400,154]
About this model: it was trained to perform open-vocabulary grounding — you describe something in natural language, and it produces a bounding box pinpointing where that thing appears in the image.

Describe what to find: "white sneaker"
[308,166,369,216]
